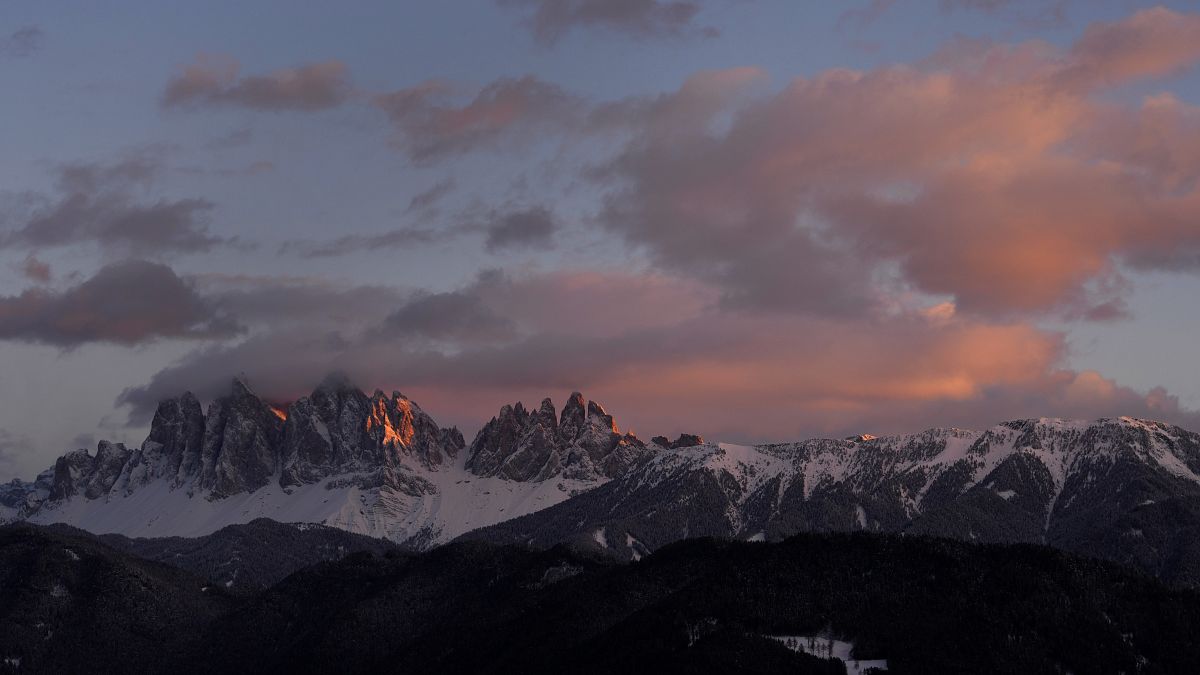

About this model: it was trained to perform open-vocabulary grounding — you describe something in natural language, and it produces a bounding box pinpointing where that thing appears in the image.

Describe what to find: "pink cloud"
[375,76,583,162]
[163,55,351,111]
[591,8,1200,319]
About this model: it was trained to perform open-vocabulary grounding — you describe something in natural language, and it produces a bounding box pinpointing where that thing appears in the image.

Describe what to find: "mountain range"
[5,374,1200,586]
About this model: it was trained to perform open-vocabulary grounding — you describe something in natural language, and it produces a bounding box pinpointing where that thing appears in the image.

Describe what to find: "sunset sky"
[3,0,1200,478]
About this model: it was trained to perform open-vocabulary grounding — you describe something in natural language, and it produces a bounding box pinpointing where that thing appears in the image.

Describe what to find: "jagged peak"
[651,433,704,449]
[60,447,92,461]
[229,376,256,398]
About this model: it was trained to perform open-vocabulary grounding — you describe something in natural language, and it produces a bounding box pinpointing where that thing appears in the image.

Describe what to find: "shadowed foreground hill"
[4,522,1200,674]
[95,518,407,589]
[0,524,235,675]
[193,533,1200,674]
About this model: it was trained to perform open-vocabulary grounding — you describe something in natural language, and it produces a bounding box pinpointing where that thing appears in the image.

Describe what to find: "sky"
[3,0,1200,478]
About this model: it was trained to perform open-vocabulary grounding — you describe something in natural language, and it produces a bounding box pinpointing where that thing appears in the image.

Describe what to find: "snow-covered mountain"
[464,417,1200,584]
[6,376,1200,584]
[1,376,645,549]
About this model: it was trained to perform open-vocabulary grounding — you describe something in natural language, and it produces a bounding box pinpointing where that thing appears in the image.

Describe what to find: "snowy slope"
[25,449,603,547]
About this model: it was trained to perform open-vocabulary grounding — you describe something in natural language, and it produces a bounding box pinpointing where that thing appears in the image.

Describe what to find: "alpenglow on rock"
[5,377,644,549]
[280,373,464,491]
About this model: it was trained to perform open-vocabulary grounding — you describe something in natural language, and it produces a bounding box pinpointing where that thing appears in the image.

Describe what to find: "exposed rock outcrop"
[466,392,649,481]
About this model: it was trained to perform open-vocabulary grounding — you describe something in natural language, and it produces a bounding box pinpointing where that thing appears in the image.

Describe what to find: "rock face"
[465,392,649,481]
[197,380,285,498]
[142,392,205,489]
[280,374,463,491]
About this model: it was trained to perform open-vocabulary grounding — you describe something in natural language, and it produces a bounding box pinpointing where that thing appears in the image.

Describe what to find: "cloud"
[277,225,446,258]
[0,26,43,58]
[586,10,1200,319]
[278,203,559,257]
[1060,7,1200,89]
[116,267,1200,439]
[195,273,409,332]
[1,155,226,255]
[837,1,895,30]
[0,430,33,474]
[407,178,456,214]
[497,0,716,45]
[163,54,351,111]
[479,205,558,252]
[0,260,240,348]
[939,0,1015,11]
[73,6,1200,444]
[17,255,51,283]
[375,76,584,162]
[373,288,519,345]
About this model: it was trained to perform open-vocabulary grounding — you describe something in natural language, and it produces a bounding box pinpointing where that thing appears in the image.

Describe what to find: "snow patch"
[766,635,888,673]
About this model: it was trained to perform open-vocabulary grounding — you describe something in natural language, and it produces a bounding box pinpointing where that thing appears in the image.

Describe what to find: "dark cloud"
[0,430,32,474]
[163,55,351,111]
[480,206,558,252]
[939,0,1015,10]
[375,76,583,163]
[0,260,241,348]
[18,255,51,283]
[278,225,446,258]
[1,155,226,255]
[197,274,408,331]
[205,128,254,150]
[373,288,519,345]
[498,0,716,45]
[278,203,558,258]
[0,26,43,58]
[407,178,456,214]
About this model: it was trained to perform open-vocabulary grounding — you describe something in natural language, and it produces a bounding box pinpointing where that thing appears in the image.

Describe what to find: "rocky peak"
[197,378,286,498]
[31,373,465,507]
[281,377,462,488]
[142,392,205,487]
[533,398,558,431]
[586,400,617,434]
[50,448,96,501]
[652,433,705,449]
[467,393,650,482]
[559,392,586,441]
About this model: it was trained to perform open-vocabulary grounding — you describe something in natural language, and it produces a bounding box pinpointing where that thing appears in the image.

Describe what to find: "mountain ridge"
[5,375,1200,585]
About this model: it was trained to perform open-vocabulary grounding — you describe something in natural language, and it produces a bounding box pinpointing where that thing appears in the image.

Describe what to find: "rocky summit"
[465,392,649,481]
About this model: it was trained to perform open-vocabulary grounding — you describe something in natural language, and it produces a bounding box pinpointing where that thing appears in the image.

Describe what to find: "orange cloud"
[594,8,1200,319]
